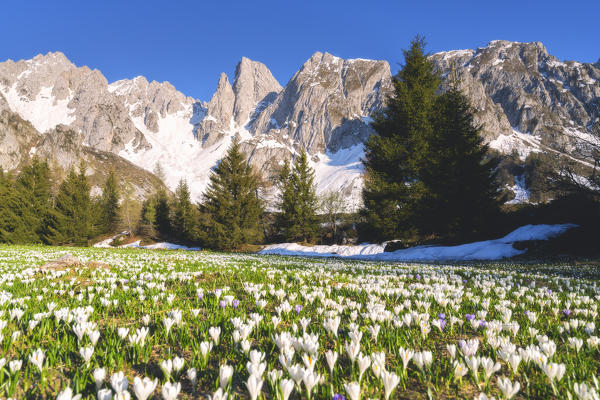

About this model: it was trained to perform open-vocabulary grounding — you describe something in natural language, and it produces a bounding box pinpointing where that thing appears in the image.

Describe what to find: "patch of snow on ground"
[260,242,385,257]
[0,85,75,133]
[120,240,202,251]
[93,231,129,248]
[259,224,577,261]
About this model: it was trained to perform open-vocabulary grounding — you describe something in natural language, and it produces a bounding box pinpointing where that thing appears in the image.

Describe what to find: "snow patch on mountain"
[489,129,542,160]
[119,106,233,202]
[312,144,365,209]
[0,84,75,133]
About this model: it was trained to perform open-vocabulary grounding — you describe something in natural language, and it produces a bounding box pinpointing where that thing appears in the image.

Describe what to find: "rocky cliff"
[0,41,597,208]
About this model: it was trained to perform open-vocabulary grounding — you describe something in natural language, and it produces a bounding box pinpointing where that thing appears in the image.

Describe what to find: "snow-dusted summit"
[0,42,598,207]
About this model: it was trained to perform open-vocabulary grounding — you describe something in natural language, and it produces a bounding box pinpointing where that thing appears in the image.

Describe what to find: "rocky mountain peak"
[233,57,282,125]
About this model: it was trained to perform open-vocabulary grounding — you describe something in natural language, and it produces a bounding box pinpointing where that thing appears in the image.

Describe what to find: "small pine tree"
[100,170,121,234]
[136,198,157,238]
[44,162,92,246]
[199,138,264,250]
[172,180,197,243]
[277,151,320,243]
[153,161,166,182]
[153,189,172,238]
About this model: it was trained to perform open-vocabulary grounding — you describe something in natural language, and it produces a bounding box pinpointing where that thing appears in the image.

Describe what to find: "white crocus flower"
[245,374,263,400]
[110,371,129,394]
[280,378,294,400]
[381,370,400,400]
[219,365,233,390]
[93,368,107,390]
[344,381,361,400]
[132,377,157,400]
[325,350,338,374]
[161,381,181,400]
[497,376,520,399]
[56,387,82,400]
[29,348,45,371]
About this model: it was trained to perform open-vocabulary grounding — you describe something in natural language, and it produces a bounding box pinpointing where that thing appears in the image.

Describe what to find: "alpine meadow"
[0,1,599,399]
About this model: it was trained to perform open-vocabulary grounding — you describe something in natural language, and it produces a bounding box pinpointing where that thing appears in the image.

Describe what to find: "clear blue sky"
[1,0,598,101]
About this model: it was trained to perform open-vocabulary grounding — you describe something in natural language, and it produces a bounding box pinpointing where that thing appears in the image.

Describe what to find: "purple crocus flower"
[232,299,239,309]
[438,313,446,320]
[479,321,487,328]
[563,309,571,317]
[439,319,447,331]
[524,310,529,316]
[294,305,302,314]
[547,289,552,294]
[332,394,346,400]
[197,293,204,301]
[466,314,475,321]
[219,300,227,308]
[415,274,421,280]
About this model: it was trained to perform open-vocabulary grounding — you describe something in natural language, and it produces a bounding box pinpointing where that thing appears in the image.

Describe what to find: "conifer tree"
[199,138,263,250]
[277,151,320,243]
[417,88,501,239]
[100,170,121,234]
[44,162,92,246]
[0,158,52,243]
[136,198,157,238]
[360,36,440,242]
[153,189,171,238]
[172,180,196,243]
[360,37,500,242]
[0,168,15,243]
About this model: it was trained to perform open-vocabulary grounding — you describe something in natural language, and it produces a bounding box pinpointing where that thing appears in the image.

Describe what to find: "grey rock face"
[0,97,41,169]
[432,41,600,156]
[233,57,282,126]
[0,52,149,153]
[249,52,392,154]
[194,73,236,147]
[109,76,196,133]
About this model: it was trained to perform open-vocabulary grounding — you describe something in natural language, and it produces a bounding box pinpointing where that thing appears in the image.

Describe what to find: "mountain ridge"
[1,41,598,208]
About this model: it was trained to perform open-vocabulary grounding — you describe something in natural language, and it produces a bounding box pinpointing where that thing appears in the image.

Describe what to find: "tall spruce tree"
[277,151,319,243]
[0,158,52,243]
[360,36,440,242]
[172,180,196,243]
[153,189,171,238]
[198,138,263,250]
[44,162,92,246]
[417,88,501,239]
[100,170,121,234]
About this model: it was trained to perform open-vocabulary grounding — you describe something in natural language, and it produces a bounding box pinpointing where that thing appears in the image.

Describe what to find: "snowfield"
[259,224,577,261]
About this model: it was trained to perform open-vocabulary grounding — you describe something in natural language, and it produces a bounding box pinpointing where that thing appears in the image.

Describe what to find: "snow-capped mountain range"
[0,41,598,206]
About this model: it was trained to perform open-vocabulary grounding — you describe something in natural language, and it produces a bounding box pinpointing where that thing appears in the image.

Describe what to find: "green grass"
[0,244,597,399]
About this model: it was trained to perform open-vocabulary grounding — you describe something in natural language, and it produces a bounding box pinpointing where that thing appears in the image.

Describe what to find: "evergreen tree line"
[0,159,121,246]
[137,140,325,250]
